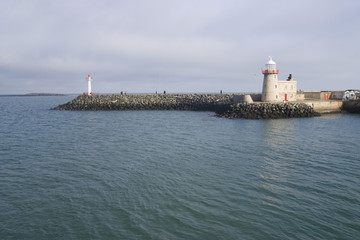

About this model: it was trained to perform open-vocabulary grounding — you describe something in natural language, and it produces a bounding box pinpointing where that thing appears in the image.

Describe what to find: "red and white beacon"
[85,74,93,95]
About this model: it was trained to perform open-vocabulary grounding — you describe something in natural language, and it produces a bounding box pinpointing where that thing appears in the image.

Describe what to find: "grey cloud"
[0,0,359,94]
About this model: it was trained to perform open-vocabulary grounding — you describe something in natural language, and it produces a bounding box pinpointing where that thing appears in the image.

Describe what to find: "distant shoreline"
[0,93,67,97]
[25,93,67,96]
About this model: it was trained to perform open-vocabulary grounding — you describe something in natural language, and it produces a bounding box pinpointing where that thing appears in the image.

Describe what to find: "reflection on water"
[261,119,299,148]
[258,119,303,200]
[317,113,343,119]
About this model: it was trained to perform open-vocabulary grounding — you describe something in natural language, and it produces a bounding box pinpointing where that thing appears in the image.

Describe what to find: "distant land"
[25,93,67,96]
[0,93,67,97]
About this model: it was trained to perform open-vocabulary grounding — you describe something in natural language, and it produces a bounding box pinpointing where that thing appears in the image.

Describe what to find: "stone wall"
[330,91,345,100]
[303,91,345,100]
[303,100,343,114]
[250,93,262,101]
[303,91,322,100]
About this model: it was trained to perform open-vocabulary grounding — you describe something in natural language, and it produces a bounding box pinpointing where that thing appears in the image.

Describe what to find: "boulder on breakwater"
[52,94,320,119]
[216,102,320,119]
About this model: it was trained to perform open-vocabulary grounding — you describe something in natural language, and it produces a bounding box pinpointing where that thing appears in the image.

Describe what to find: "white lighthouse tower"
[261,57,297,102]
[85,74,93,95]
[261,56,279,102]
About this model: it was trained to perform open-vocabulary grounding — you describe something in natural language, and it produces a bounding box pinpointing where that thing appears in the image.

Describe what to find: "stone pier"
[52,94,322,119]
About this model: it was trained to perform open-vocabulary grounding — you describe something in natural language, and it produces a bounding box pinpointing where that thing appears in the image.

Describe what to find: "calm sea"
[1,95,359,240]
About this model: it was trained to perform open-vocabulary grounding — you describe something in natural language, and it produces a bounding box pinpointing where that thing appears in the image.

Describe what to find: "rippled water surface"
[1,96,360,239]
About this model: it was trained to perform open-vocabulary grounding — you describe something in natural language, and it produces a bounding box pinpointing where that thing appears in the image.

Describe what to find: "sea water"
[1,95,359,239]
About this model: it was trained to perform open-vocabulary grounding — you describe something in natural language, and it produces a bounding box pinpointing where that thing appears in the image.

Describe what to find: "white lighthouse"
[261,56,279,102]
[261,57,297,102]
[85,74,93,95]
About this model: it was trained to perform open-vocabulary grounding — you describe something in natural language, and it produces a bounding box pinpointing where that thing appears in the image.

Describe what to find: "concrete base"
[303,100,343,114]
[233,94,253,103]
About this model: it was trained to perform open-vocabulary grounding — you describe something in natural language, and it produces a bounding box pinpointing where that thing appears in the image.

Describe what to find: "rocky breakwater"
[216,102,320,119]
[342,100,360,114]
[52,94,234,112]
[52,94,320,119]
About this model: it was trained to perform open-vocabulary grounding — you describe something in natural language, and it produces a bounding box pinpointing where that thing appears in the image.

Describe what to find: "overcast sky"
[1,0,359,94]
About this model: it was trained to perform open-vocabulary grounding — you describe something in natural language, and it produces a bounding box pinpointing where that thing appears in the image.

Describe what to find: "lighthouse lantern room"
[85,74,93,95]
